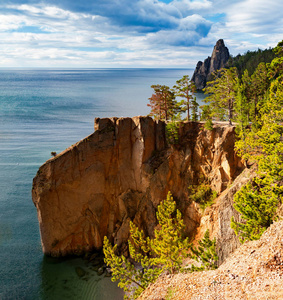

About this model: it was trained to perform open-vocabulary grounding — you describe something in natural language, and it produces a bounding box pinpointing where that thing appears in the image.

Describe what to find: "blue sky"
[0,0,282,68]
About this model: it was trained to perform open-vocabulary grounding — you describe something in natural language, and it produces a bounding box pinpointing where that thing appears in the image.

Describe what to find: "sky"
[0,0,282,68]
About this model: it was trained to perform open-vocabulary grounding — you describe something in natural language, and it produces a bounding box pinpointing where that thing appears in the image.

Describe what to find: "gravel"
[138,221,283,300]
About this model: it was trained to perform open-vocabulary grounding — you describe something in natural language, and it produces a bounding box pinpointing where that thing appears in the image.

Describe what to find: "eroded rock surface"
[32,117,244,257]
[192,39,230,90]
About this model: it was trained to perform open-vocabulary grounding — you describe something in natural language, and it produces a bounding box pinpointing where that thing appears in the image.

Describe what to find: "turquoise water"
[0,68,204,300]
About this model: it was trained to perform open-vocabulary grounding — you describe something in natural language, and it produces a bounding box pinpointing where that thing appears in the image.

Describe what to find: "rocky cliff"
[32,117,245,259]
[192,39,230,90]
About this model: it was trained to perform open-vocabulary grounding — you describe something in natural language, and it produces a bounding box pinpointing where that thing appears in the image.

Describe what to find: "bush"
[188,230,218,272]
[166,119,180,144]
[188,183,217,210]
[204,119,213,131]
[231,178,279,243]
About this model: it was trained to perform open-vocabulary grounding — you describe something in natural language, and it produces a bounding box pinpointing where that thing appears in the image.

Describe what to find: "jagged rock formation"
[32,117,244,258]
[192,39,230,90]
[138,220,283,300]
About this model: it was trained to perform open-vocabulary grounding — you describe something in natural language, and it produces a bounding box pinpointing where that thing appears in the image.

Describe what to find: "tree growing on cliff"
[248,62,269,123]
[147,85,176,121]
[191,96,199,122]
[103,192,191,299]
[204,67,238,125]
[173,75,196,121]
[231,179,280,243]
[231,40,283,242]
[188,230,218,271]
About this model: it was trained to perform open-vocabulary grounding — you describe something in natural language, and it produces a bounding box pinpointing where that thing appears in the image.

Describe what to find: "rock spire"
[192,39,230,90]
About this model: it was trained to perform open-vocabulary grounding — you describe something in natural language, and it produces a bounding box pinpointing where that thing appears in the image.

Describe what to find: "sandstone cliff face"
[193,166,256,265]
[32,117,244,258]
[192,39,230,90]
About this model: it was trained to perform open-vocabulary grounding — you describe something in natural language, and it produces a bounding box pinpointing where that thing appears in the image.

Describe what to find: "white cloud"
[226,0,283,33]
[0,0,281,67]
[171,0,212,15]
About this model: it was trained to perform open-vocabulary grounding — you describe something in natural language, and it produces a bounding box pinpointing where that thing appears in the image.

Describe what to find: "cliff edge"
[32,117,244,259]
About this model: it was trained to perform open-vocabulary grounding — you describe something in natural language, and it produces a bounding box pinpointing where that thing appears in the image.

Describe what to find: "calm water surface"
[0,68,205,300]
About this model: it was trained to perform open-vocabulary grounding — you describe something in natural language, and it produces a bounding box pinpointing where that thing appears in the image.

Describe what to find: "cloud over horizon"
[0,0,282,68]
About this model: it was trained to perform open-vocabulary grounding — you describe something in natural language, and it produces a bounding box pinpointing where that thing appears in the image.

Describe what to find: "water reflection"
[40,256,124,300]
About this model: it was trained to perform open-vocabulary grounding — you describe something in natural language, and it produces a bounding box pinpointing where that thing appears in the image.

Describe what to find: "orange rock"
[32,117,245,257]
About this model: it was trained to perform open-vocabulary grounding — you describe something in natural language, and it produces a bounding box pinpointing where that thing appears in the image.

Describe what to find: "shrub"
[188,183,218,210]
[188,230,218,272]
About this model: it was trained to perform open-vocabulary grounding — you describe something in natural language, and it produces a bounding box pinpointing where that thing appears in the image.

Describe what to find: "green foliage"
[166,115,180,144]
[200,104,214,131]
[188,230,218,271]
[103,237,150,299]
[200,104,212,121]
[148,76,198,122]
[231,179,279,243]
[227,47,276,77]
[103,192,191,299]
[204,119,213,131]
[232,40,283,242]
[191,97,199,122]
[204,67,238,125]
[173,75,196,121]
[151,192,191,273]
[189,183,217,210]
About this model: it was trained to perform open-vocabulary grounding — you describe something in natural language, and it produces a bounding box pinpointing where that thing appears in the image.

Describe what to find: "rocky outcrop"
[192,39,230,90]
[192,166,256,265]
[32,117,244,257]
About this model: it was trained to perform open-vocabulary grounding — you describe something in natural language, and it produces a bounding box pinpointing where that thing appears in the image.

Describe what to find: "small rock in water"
[75,266,87,278]
[97,267,104,276]
[105,267,112,277]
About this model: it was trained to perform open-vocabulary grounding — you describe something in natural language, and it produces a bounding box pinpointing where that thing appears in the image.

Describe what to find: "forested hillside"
[203,40,283,243]
[226,47,276,77]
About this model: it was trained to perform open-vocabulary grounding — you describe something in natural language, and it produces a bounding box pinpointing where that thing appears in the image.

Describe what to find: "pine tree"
[147,93,163,120]
[235,70,250,127]
[188,230,218,271]
[103,192,191,299]
[173,75,196,121]
[191,97,199,122]
[232,40,283,242]
[231,179,279,243]
[204,67,238,125]
[147,85,176,121]
[248,62,269,122]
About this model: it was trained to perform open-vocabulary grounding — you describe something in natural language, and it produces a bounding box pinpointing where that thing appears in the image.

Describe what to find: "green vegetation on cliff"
[103,192,191,299]
[147,75,197,123]
[230,40,283,242]
[103,192,217,299]
[104,39,283,299]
